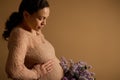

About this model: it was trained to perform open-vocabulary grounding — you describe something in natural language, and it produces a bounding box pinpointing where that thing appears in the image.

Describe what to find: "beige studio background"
[0,0,120,80]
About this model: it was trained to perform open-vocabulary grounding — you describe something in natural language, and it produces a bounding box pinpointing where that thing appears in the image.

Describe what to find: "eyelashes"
[38,17,43,20]
[38,16,47,21]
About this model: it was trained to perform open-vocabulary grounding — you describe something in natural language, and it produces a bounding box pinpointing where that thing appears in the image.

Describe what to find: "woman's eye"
[38,16,46,21]
[38,17,42,20]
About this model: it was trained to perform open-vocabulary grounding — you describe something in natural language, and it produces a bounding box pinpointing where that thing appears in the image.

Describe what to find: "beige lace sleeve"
[5,28,39,80]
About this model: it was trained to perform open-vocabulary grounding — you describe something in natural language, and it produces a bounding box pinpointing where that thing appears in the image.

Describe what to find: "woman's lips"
[38,26,41,29]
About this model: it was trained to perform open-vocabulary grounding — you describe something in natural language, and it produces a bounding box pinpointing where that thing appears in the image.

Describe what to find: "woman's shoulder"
[11,26,28,35]
[11,26,33,39]
[8,27,31,48]
[9,27,30,42]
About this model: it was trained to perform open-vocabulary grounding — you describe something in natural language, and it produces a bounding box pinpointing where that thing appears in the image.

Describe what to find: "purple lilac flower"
[71,78,76,80]
[62,77,68,80]
[60,57,95,80]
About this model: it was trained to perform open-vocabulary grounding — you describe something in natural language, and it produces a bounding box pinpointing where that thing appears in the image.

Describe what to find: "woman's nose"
[41,20,46,26]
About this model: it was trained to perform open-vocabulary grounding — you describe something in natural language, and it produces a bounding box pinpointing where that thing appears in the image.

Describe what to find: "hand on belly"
[33,59,55,79]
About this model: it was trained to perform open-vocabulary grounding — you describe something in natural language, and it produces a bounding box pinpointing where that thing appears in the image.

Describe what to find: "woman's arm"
[5,29,40,80]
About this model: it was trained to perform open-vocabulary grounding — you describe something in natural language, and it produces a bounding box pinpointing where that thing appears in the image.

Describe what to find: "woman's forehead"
[34,7,50,17]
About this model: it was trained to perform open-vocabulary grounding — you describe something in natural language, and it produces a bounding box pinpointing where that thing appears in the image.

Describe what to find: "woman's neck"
[20,22,42,36]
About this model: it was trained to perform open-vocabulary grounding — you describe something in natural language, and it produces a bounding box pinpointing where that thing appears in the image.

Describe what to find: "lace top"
[6,27,63,80]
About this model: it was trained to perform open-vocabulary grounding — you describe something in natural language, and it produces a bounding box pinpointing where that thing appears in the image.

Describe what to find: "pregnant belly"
[40,58,63,80]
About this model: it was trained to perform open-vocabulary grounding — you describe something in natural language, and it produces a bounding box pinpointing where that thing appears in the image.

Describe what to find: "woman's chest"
[26,35,56,63]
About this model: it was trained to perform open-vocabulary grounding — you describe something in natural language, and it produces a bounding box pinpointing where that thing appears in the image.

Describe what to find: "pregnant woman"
[2,0,63,80]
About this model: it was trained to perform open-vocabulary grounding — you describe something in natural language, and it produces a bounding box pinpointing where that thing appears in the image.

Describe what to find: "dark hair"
[2,0,49,41]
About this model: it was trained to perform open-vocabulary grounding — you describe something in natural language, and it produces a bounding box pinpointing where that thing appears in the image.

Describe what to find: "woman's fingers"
[33,59,55,78]
[42,60,54,68]
[46,65,53,72]
[41,59,54,74]
[44,60,54,67]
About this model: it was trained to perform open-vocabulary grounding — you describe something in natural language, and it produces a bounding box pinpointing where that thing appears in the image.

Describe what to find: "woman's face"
[25,7,50,31]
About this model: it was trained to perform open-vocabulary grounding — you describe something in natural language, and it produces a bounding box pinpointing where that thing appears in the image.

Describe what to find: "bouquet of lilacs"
[60,57,95,80]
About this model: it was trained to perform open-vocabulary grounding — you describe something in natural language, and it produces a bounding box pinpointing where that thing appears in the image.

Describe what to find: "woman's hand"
[33,59,54,78]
